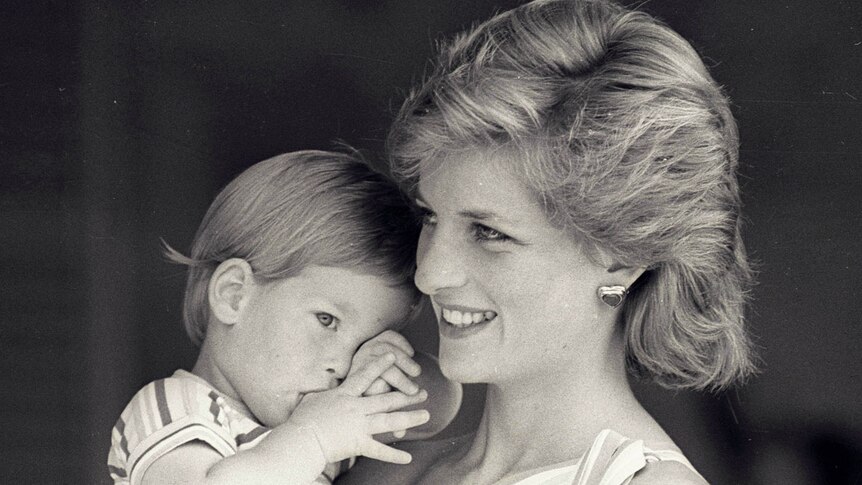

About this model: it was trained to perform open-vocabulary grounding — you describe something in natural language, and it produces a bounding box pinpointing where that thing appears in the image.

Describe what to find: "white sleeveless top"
[505,429,703,485]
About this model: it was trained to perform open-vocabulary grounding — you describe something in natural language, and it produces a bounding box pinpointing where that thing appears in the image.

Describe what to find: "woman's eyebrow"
[415,188,509,222]
[459,209,495,221]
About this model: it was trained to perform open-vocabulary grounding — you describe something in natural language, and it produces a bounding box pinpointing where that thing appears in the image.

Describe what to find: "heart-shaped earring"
[597,285,627,308]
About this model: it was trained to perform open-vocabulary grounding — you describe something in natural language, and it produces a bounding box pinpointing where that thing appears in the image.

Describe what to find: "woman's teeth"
[441,308,496,327]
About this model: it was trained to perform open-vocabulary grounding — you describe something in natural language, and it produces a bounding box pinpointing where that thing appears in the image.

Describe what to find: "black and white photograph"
[3,1,861,483]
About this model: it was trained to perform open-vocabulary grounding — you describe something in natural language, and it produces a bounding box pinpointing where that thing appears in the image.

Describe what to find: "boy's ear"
[208,258,256,325]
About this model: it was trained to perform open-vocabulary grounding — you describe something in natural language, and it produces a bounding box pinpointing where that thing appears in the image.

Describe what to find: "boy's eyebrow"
[333,300,356,316]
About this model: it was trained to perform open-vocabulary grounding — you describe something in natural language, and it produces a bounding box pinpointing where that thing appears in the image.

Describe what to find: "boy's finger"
[356,343,420,379]
[341,353,396,396]
[372,330,415,357]
[360,440,413,464]
[363,342,420,377]
[392,353,422,378]
[362,389,427,413]
[367,409,431,435]
[364,378,391,396]
[380,367,419,395]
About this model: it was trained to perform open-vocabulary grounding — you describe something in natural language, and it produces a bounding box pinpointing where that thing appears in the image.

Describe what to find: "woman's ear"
[606,262,647,288]
[594,246,646,288]
[208,258,256,325]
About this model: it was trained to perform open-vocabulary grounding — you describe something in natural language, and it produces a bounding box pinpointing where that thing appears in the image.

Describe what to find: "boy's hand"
[288,354,430,465]
[350,330,422,397]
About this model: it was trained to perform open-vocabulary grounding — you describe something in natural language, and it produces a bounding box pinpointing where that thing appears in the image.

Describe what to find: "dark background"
[2,1,861,483]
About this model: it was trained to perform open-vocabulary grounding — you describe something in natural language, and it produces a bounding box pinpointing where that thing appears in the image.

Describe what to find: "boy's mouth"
[441,307,497,328]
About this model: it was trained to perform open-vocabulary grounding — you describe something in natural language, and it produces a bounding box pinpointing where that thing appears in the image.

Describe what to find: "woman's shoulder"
[574,429,707,485]
[336,434,470,485]
[629,459,709,485]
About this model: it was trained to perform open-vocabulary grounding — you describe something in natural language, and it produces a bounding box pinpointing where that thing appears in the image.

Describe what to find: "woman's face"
[414,149,616,385]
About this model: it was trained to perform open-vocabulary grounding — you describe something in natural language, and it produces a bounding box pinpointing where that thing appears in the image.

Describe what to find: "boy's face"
[221,265,414,428]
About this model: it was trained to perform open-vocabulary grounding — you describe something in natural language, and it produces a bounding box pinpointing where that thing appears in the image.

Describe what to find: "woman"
[341,0,755,483]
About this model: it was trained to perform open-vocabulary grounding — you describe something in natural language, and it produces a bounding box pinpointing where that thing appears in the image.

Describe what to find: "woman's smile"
[441,307,497,327]
[433,300,499,339]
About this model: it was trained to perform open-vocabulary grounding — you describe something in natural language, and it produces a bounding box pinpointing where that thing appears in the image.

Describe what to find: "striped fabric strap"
[643,448,703,479]
[573,429,647,485]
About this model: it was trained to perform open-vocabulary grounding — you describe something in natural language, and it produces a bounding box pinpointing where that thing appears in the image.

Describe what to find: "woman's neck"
[443,337,654,484]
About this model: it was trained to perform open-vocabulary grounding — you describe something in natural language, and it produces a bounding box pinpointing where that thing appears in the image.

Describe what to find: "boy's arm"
[379,351,463,442]
[139,354,428,485]
[141,424,326,485]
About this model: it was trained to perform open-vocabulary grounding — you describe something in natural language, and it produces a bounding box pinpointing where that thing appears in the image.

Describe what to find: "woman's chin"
[435,309,510,383]
[438,346,496,384]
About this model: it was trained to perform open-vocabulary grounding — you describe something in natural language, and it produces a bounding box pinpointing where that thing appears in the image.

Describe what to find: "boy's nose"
[326,357,350,382]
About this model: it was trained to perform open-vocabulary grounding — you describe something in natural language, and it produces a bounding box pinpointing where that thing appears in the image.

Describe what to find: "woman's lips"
[437,305,498,339]
[441,307,497,327]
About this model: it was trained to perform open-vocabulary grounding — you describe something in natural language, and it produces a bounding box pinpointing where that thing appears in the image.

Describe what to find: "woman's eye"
[472,223,511,242]
[316,313,338,329]
[417,207,437,226]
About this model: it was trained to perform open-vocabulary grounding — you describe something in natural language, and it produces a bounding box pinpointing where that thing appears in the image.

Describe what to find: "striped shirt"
[107,370,348,485]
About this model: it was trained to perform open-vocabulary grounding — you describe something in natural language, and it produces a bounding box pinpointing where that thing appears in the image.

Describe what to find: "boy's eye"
[316,313,338,329]
[472,223,511,242]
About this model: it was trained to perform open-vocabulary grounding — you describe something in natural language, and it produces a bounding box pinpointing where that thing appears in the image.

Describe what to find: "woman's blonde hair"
[388,0,755,391]
[166,150,420,347]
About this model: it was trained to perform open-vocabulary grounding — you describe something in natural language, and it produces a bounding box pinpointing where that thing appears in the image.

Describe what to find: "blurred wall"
[2,1,860,483]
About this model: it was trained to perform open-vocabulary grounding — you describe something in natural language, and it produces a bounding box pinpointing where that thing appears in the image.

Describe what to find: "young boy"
[107,150,461,484]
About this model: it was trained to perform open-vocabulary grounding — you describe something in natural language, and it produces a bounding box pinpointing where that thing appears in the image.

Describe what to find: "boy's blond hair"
[166,150,420,346]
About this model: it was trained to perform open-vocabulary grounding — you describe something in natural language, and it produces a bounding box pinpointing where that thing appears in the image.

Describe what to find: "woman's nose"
[414,227,467,296]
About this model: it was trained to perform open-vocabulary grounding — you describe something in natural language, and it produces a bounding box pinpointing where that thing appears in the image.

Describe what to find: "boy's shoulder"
[117,370,231,432]
[107,371,267,483]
